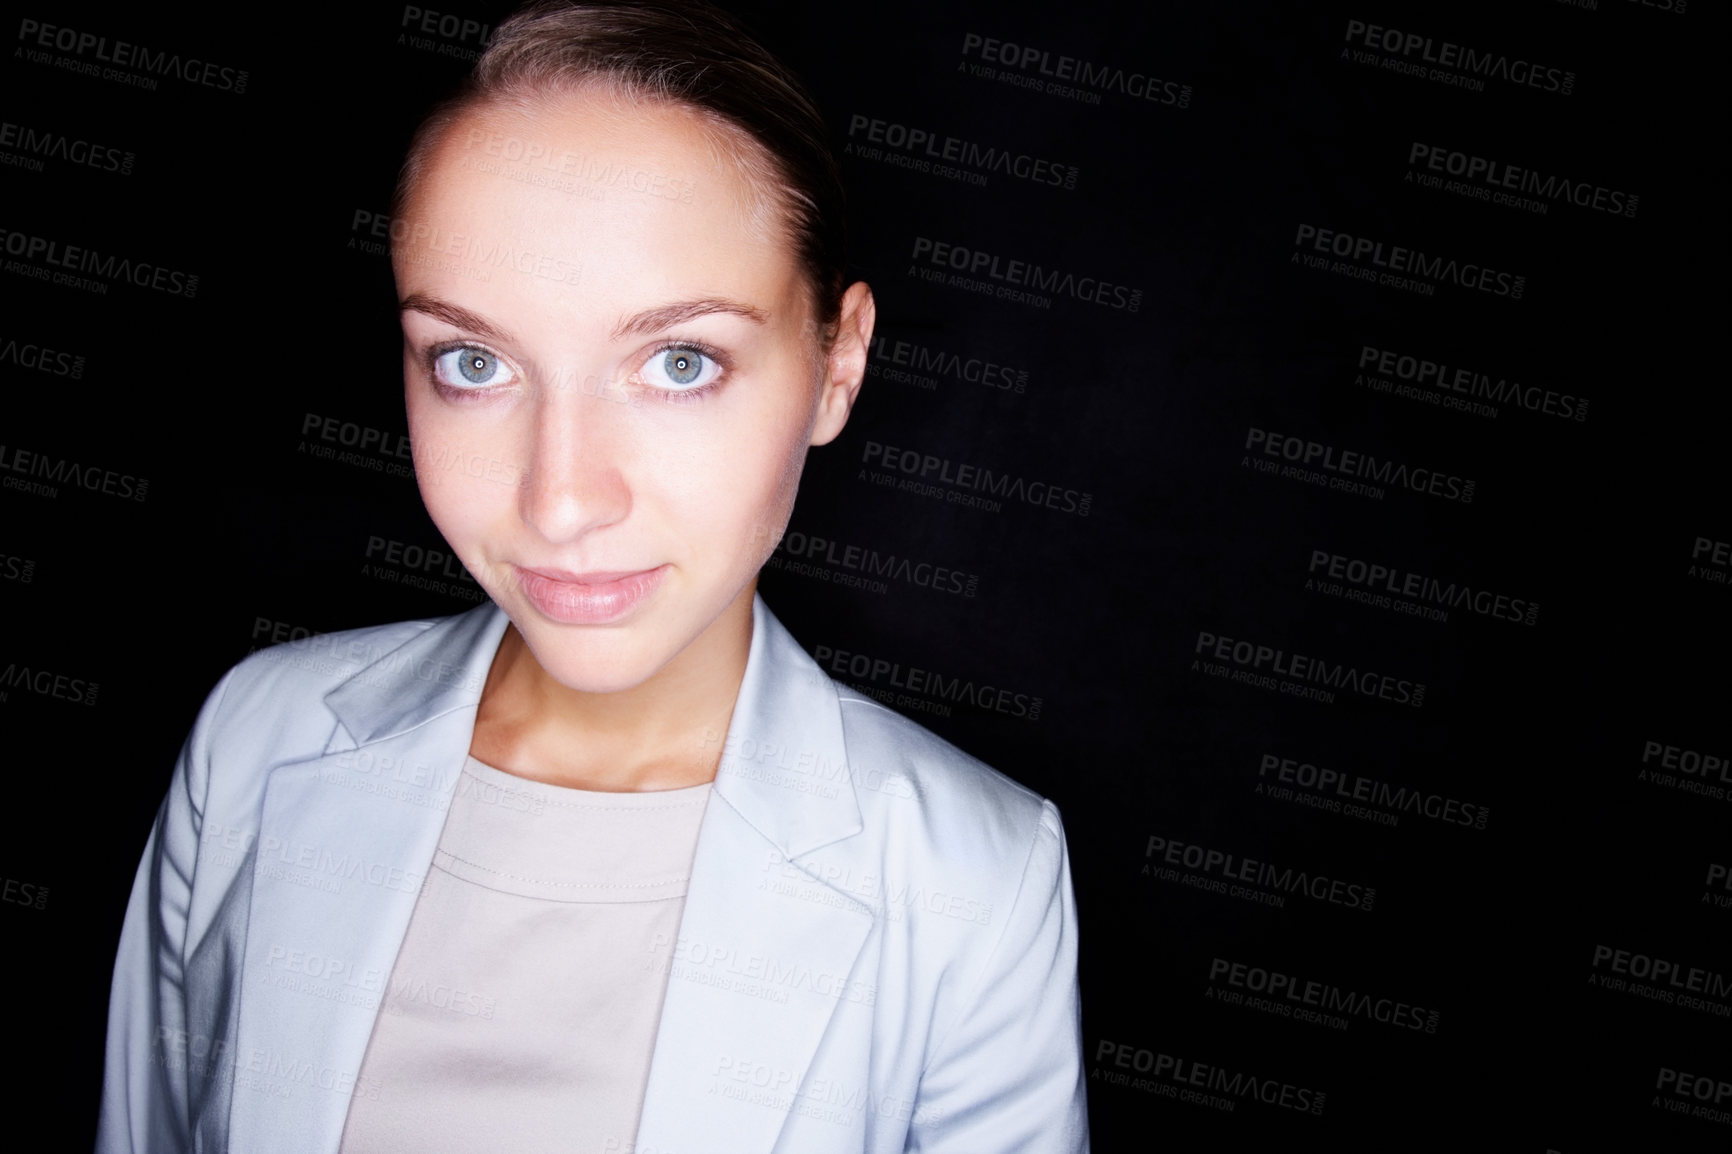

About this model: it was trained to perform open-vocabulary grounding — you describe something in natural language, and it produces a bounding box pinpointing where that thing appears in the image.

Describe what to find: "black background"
[2,1,1726,1149]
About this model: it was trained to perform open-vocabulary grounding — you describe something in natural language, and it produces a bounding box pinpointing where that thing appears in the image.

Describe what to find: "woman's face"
[395,88,862,694]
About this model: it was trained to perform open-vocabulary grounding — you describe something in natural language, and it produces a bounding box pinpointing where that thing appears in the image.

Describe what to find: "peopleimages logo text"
[1209,958,1439,1032]
[847,115,1077,189]
[0,229,197,296]
[1408,143,1636,218]
[17,19,249,93]
[911,237,1142,312]
[1357,345,1587,422]
[863,440,1092,516]
[0,444,147,501]
[1196,630,1425,707]
[961,34,1193,107]
[1294,225,1523,299]
[0,120,134,174]
[1246,428,1475,504]
[1146,835,1375,911]
[1307,550,1538,626]
[1343,19,1574,95]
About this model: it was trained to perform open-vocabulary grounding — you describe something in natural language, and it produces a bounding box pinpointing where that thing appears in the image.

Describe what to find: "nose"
[517,380,633,545]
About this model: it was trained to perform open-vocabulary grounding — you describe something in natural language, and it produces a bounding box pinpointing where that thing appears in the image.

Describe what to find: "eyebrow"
[399,293,770,344]
[610,298,770,341]
[399,294,517,344]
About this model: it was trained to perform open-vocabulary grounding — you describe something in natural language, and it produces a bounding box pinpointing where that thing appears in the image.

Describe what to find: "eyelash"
[420,339,731,403]
[424,341,514,397]
[640,339,729,403]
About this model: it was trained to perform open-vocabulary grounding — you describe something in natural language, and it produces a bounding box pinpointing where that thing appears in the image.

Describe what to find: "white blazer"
[96,594,1088,1153]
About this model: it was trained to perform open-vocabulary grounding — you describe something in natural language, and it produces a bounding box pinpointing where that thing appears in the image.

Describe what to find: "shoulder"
[187,612,465,768]
[812,681,1072,1040]
[835,683,1045,815]
[219,616,442,713]
[832,681,1060,886]
[741,596,1058,862]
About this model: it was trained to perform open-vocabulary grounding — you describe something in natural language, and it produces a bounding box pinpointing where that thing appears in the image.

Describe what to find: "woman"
[96,2,1087,1151]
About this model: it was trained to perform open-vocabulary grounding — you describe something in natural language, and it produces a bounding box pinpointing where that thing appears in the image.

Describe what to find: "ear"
[808,281,876,446]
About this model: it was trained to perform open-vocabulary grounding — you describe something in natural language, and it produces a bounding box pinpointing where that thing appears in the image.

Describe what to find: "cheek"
[408,404,507,545]
[661,394,812,561]
[742,399,817,554]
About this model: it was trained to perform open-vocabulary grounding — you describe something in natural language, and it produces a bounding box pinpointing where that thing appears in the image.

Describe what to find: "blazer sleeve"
[95,667,237,1154]
[906,799,1090,1153]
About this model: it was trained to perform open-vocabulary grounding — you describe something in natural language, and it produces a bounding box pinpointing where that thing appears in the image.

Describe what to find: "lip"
[513,564,669,625]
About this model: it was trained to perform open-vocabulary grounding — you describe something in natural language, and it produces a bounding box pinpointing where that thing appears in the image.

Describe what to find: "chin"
[510,619,678,695]
[529,649,670,697]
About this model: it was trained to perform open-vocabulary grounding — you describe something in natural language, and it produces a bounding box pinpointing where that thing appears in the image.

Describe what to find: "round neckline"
[462,753,715,804]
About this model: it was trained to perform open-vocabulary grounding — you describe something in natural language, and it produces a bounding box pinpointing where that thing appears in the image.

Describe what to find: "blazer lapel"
[635,596,876,1154]
[224,594,867,1154]
[226,603,510,1154]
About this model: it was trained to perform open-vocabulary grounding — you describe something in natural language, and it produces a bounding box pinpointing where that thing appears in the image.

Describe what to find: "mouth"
[512,564,670,625]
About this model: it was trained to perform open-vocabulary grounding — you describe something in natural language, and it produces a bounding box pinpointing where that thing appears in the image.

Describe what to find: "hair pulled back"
[392,0,848,334]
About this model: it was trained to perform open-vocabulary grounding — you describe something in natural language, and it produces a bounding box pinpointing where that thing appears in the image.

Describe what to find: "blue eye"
[433,345,516,390]
[664,350,702,384]
[641,345,722,392]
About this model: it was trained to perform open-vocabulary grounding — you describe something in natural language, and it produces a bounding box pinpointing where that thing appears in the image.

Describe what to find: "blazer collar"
[712,593,864,860]
[320,598,507,750]
[229,594,867,1153]
[320,592,862,861]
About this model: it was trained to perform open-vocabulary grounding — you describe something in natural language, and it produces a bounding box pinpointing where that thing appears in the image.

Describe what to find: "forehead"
[394,87,801,328]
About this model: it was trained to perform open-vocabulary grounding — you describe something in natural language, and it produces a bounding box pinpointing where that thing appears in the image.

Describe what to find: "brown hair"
[392,0,847,335]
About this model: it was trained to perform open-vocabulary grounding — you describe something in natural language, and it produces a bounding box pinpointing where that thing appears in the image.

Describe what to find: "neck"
[471,585,755,791]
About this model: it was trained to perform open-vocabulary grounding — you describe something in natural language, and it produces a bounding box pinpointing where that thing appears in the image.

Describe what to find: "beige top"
[338,755,712,1154]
